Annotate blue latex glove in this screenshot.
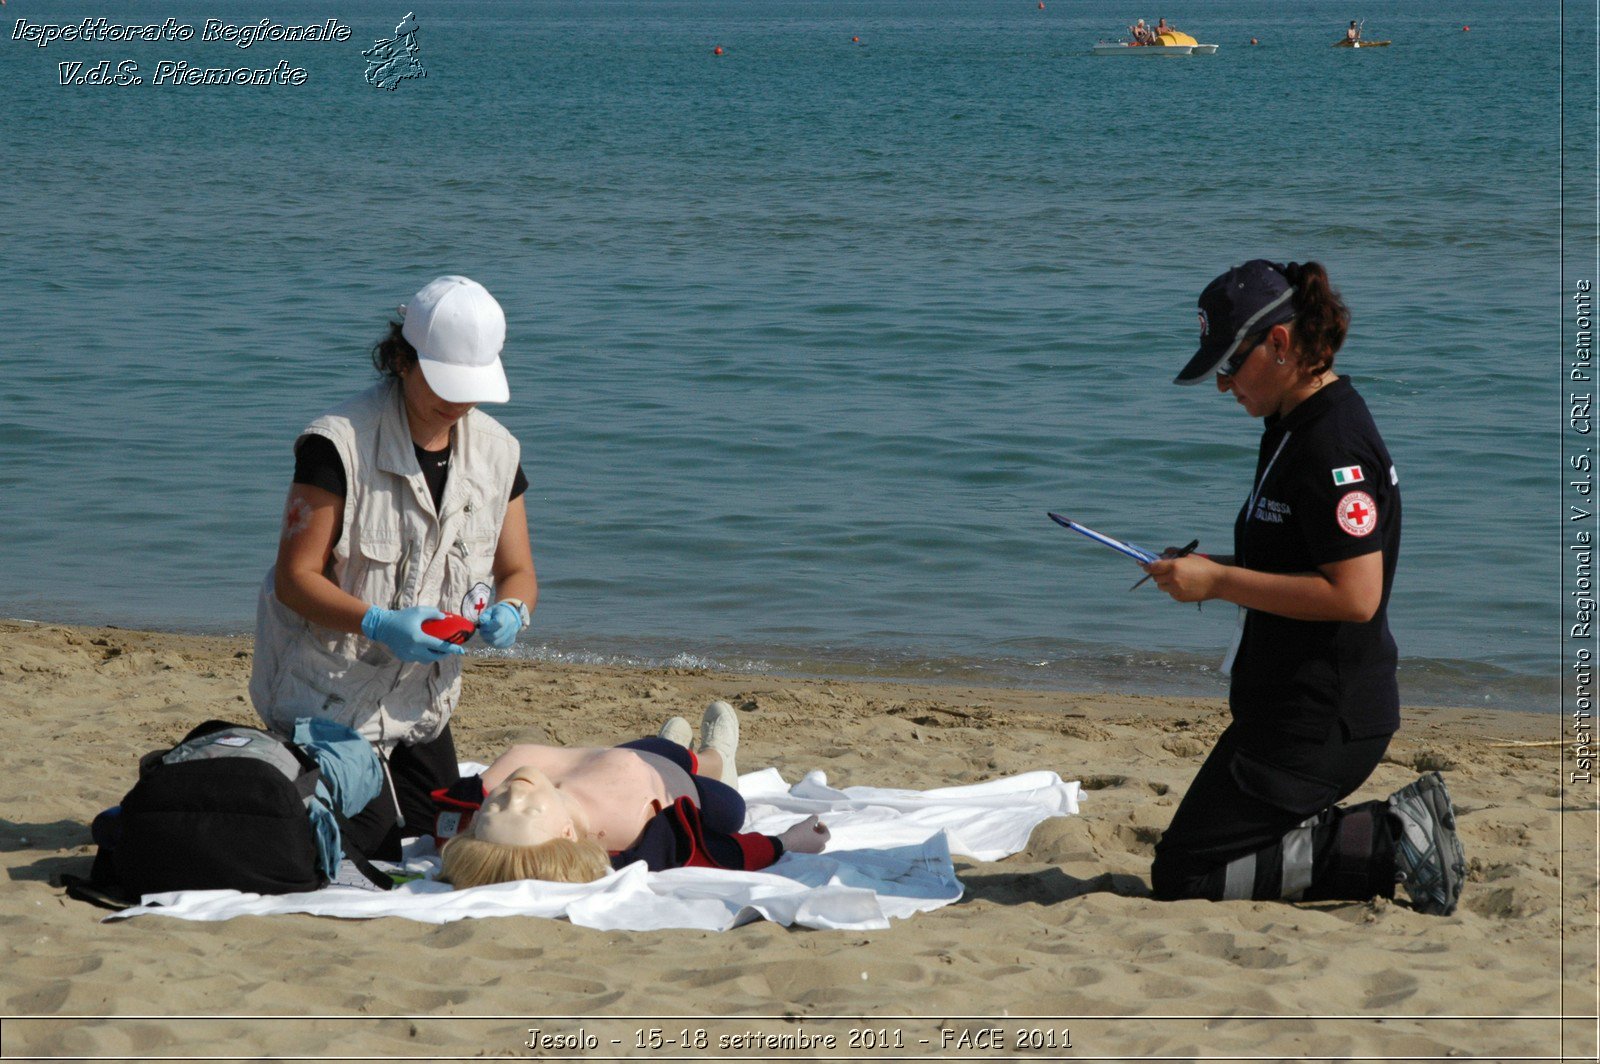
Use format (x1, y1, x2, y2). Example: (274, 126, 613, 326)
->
(474, 601, 525, 649)
(360, 605, 465, 663)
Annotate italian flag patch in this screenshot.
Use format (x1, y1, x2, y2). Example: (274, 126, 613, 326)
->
(1332, 465, 1365, 486)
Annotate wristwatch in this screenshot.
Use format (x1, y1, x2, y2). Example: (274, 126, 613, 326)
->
(497, 597, 531, 631)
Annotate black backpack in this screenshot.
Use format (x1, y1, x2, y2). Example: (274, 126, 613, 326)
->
(66, 720, 392, 908)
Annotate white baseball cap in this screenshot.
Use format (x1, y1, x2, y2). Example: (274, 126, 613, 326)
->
(399, 276, 509, 404)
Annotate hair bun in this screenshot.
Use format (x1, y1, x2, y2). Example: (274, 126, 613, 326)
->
(1280, 260, 1348, 370)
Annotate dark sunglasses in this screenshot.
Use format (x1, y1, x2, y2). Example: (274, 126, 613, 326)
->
(1216, 333, 1265, 378)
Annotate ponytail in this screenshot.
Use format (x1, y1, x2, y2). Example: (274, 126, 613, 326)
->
(1282, 261, 1349, 374)
(371, 320, 418, 380)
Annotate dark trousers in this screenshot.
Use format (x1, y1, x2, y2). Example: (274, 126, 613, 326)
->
(1151, 719, 1397, 902)
(615, 736, 748, 864)
(344, 723, 459, 862)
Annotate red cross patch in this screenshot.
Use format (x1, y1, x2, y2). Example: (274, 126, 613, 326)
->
(1336, 491, 1377, 537)
(461, 581, 494, 622)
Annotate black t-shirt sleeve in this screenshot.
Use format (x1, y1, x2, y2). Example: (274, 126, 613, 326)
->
(1292, 437, 1393, 565)
(292, 434, 348, 499)
(294, 432, 525, 505)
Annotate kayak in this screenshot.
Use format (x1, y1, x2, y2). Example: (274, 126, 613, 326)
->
(1333, 38, 1391, 47)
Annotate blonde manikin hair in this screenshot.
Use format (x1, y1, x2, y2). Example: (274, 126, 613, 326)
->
(440, 830, 612, 889)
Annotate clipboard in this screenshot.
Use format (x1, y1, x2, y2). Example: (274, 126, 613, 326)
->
(1046, 513, 1159, 565)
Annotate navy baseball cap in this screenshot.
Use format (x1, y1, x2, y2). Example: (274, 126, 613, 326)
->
(1174, 260, 1298, 385)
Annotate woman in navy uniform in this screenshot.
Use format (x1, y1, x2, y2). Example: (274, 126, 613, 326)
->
(1143, 260, 1464, 914)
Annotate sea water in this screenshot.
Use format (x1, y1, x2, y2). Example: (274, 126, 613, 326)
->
(1, 0, 1576, 711)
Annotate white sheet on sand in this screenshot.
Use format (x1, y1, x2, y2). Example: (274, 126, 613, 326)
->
(106, 767, 1082, 932)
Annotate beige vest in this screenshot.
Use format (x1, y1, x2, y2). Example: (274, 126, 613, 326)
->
(250, 380, 521, 748)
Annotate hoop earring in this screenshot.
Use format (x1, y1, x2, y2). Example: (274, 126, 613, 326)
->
(1275, 356, 1286, 365)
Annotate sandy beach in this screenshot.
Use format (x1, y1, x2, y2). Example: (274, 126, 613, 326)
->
(0, 618, 1590, 1061)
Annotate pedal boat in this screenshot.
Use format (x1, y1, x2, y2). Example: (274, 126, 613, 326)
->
(1094, 31, 1217, 55)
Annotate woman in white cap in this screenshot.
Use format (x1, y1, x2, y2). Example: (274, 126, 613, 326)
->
(250, 276, 537, 858)
(1142, 260, 1463, 915)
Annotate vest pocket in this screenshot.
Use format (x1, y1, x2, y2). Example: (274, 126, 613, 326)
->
(420, 662, 462, 742)
(275, 643, 395, 744)
(352, 536, 404, 609)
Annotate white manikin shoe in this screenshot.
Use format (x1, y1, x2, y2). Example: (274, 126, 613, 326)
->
(657, 716, 693, 748)
(697, 700, 740, 788)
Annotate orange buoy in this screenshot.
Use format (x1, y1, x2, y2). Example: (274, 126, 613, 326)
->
(713, 45, 723, 55)
(852, 36, 860, 42)
(1038, 2, 1045, 8)
(1250, 37, 1258, 45)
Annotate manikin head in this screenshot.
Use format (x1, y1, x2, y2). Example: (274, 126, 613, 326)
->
(439, 767, 611, 889)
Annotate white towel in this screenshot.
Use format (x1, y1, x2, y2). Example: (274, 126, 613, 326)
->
(106, 768, 1082, 932)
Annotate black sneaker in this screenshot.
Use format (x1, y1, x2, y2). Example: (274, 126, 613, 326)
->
(1387, 771, 1465, 915)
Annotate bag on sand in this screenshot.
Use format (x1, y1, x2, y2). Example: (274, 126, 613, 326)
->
(66, 719, 392, 907)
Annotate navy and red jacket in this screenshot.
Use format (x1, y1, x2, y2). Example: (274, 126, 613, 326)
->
(430, 744, 783, 872)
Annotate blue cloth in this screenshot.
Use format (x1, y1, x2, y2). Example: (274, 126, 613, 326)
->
(293, 717, 383, 815)
(293, 718, 385, 879)
(304, 794, 341, 880)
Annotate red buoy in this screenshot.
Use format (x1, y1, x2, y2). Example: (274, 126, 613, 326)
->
(1462, 24, 1470, 31)
(1038, 2, 1045, 8)
(713, 45, 724, 55)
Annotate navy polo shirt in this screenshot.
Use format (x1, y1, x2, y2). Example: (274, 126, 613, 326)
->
(1229, 376, 1401, 739)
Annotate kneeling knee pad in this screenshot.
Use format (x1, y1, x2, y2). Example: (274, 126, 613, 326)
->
(1325, 801, 1396, 900)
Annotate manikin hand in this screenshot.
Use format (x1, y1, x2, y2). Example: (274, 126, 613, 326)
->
(777, 814, 831, 854)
